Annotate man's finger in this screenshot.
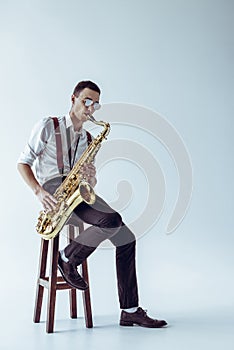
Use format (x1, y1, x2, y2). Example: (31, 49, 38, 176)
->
(44, 193, 57, 204)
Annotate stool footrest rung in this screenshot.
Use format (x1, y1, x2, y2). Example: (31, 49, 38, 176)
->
(38, 277, 74, 290)
(39, 275, 65, 282)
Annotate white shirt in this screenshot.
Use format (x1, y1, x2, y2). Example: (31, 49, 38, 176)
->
(18, 114, 92, 185)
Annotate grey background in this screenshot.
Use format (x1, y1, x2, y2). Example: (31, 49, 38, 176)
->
(0, 0, 233, 348)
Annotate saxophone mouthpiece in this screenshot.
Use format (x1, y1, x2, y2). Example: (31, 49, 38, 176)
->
(87, 115, 95, 122)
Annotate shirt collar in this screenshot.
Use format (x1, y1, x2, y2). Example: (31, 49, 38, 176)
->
(65, 114, 84, 135)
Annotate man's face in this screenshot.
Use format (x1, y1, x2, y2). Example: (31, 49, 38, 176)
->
(71, 88, 100, 122)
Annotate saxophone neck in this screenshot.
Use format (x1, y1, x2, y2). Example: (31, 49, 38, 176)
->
(88, 115, 110, 138)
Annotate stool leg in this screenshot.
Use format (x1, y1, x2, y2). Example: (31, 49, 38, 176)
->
(33, 238, 49, 323)
(82, 260, 93, 328)
(46, 235, 59, 333)
(69, 289, 77, 318)
(76, 222, 93, 328)
(67, 225, 77, 319)
(67, 223, 93, 328)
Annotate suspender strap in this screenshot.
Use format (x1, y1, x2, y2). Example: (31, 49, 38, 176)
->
(86, 131, 92, 145)
(51, 117, 64, 175)
(66, 128, 72, 169)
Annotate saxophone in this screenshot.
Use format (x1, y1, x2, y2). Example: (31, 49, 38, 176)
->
(36, 115, 110, 240)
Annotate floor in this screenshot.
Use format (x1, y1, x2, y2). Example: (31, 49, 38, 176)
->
(1, 290, 233, 350)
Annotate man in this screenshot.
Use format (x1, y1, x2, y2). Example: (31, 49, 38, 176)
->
(17, 80, 167, 328)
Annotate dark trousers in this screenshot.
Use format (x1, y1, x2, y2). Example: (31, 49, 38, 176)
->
(64, 195, 139, 309)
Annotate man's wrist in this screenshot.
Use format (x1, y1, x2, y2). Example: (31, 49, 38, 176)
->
(33, 184, 41, 196)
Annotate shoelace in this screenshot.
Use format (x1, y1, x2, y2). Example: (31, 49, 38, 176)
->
(138, 308, 148, 317)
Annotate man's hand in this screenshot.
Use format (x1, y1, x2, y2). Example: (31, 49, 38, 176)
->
(34, 186, 58, 211)
(17, 163, 58, 211)
(80, 163, 97, 187)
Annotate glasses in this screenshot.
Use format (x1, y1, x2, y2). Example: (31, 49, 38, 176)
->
(83, 98, 101, 111)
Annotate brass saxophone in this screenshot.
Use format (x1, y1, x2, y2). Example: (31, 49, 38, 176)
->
(36, 115, 110, 240)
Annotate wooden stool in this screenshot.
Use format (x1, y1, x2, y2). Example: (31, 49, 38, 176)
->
(33, 222, 93, 333)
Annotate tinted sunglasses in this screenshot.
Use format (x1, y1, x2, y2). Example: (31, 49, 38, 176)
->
(83, 98, 101, 111)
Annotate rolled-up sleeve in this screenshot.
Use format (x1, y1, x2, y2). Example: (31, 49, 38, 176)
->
(17, 117, 51, 166)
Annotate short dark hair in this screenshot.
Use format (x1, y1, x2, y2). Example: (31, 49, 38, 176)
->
(73, 80, 101, 96)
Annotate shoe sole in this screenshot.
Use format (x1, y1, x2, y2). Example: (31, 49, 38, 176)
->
(120, 321, 168, 328)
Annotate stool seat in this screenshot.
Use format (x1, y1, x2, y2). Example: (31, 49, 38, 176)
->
(33, 223, 93, 333)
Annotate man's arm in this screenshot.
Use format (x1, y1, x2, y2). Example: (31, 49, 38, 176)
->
(18, 160, 96, 209)
(17, 163, 57, 211)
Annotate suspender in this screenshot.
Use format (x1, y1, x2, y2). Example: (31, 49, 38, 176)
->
(52, 117, 64, 175)
(51, 117, 92, 175)
(86, 130, 92, 145)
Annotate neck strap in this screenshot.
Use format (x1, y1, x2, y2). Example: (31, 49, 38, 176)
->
(52, 117, 93, 174)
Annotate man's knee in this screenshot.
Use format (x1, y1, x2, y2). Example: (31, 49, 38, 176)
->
(99, 212, 122, 229)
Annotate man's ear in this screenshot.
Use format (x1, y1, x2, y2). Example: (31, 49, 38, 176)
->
(71, 94, 75, 104)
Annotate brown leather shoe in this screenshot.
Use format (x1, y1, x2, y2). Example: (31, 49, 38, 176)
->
(120, 307, 167, 328)
(58, 253, 88, 291)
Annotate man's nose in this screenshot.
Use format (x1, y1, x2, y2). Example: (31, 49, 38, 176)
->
(88, 105, 95, 113)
